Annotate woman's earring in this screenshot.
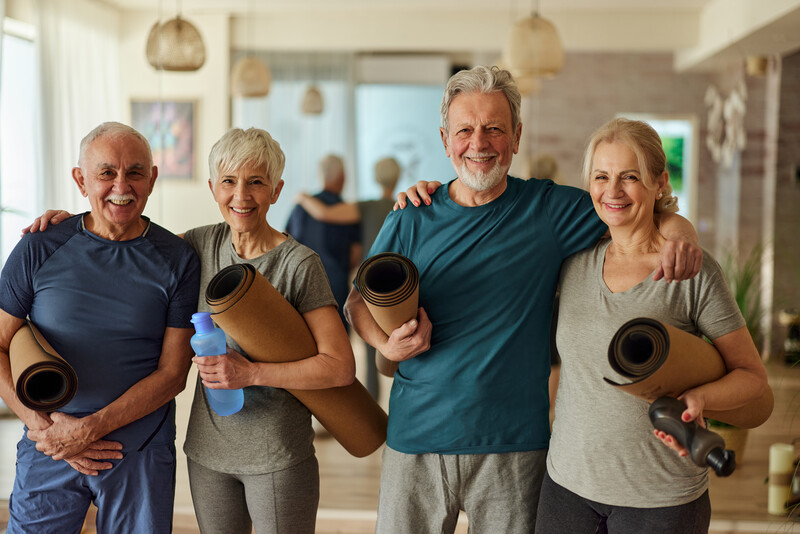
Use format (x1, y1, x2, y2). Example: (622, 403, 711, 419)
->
(657, 191, 663, 199)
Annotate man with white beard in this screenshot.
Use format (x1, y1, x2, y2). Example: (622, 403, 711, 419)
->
(344, 65, 702, 533)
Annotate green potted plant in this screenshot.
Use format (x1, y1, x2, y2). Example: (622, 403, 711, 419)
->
(708, 244, 765, 463)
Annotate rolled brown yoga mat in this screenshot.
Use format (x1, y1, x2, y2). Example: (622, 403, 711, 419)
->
(9, 321, 78, 411)
(605, 317, 773, 428)
(205, 263, 388, 458)
(354, 252, 419, 335)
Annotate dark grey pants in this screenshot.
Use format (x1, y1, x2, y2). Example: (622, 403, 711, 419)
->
(187, 455, 319, 534)
(535, 471, 711, 534)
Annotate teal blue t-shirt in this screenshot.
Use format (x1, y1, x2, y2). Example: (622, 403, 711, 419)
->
(367, 176, 606, 454)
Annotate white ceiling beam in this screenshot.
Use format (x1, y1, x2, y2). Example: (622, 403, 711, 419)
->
(674, 0, 800, 72)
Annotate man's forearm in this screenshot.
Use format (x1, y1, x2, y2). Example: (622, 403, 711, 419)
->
(656, 212, 698, 244)
(83, 328, 193, 441)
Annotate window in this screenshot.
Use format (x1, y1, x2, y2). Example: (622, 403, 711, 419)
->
(1, 20, 38, 264)
(355, 84, 453, 200)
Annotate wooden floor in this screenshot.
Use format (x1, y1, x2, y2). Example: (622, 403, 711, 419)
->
(3, 357, 800, 533)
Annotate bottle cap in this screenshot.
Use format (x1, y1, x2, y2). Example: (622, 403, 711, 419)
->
(191, 312, 215, 334)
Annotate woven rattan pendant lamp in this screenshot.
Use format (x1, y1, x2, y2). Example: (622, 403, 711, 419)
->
(146, 0, 206, 72)
(502, 1, 563, 79)
(230, 0, 271, 97)
(301, 85, 324, 115)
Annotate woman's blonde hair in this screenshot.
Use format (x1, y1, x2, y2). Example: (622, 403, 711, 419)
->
(208, 128, 285, 188)
(581, 118, 679, 214)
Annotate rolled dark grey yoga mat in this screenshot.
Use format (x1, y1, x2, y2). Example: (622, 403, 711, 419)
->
(10, 321, 78, 411)
(606, 317, 773, 428)
(205, 263, 388, 458)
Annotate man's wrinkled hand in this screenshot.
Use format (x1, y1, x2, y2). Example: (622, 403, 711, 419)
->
(65, 440, 123, 476)
(27, 412, 95, 460)
(380, 307, 432, 362)
(653, 238, 702, 282)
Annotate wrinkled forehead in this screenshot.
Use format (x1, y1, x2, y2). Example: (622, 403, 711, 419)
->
(85, 133, 153, 168)
(448, 91, 513, 128)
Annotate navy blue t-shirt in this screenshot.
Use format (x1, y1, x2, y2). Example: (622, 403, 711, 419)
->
(0, 214, 200, 451)
(286, 190, 360, 324)
(367, 177, 607, 454)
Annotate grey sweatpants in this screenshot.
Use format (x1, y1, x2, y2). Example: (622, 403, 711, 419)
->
(375, 446, 547, 534)
(187, 455, 319, 534)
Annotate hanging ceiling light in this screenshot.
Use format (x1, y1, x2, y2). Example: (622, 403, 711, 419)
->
(231, 57, 272, 97)
(230, 0, 271, 97)
(146, 1, 206, 72)
(502, 7, 564, 79)
(496, 57, 542, 96)
(301, 84, 324, 115)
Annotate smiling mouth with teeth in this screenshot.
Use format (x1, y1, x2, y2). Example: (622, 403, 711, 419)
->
(108, 198, 133, 206)
(231, 207, 255, 214)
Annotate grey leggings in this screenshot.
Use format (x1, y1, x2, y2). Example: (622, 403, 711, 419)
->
(187, 455, 319, 534)
(535, 471, 711, 534)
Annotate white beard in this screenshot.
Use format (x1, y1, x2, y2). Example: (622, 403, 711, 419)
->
(457, 159, 507, 192)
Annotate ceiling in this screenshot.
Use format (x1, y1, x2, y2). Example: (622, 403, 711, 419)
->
(100, 0, 800, 72)
(104, 0, 716, 12)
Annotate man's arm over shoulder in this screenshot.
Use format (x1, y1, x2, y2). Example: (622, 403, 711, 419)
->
(539, 181, 607, 257)
(653, 212, 702, 281)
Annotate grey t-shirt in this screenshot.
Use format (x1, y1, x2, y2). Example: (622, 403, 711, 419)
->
(547, 239, 745, 507)
(183, 223, 336, 475)
(357, 198, 394, 257)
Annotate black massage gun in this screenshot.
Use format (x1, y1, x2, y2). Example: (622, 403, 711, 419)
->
(648, 396, 736, 477)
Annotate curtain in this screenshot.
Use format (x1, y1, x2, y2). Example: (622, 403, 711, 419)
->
(36, 0, 121, 213)
(232, 52, 355, 232)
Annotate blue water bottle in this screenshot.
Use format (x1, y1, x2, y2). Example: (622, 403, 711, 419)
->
(190, 312, 244, 416)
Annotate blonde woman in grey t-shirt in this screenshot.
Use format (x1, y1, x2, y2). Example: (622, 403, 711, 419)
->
(182, 128, 355, 534)
(536, 119, 769, 534)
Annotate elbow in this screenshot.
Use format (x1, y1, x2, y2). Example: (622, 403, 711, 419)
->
(343, 299, 354, 326)
(337, 359, 357, 387)
(165, 369, 190, 399)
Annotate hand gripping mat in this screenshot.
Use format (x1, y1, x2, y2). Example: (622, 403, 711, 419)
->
(605, 317, 773, 428)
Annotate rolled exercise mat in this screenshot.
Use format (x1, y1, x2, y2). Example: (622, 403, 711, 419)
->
(205, 263, 387, 458)
(605, 317, 773, 428)
(9, 321, 78, 411)
(768, 442, 795, 514)
(354, 252, 419, 335)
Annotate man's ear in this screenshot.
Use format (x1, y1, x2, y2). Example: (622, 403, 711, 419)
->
(148, 166, 158, 193)
(513, 122, 523, 154)
(71, 167, 86, 197)
(440, 128, 450, 157)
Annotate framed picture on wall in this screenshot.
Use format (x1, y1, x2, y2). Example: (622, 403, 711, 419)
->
(131, 100, 195, 180)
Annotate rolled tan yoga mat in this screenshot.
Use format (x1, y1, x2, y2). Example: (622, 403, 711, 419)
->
(354, 253, 419, 336)
(205, 264, 387, 458)
(354, 253, 420, 377)
(9, 321, 78, 411)
(605, 317, 773, 428)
